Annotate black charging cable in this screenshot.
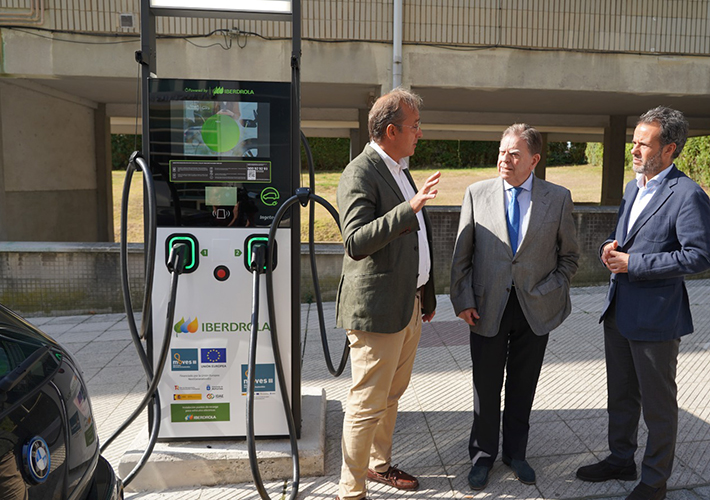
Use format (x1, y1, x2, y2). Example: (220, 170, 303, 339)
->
(299, 131, 349, 376)
(104, 152, 188, 488)
(246, 242, 300, 500)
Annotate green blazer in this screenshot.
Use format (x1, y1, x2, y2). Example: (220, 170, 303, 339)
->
(336, 145, 436, 333)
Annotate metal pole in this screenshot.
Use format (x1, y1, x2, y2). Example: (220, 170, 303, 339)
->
(290, 0, 303, 437)
(393, 0, 403, 89)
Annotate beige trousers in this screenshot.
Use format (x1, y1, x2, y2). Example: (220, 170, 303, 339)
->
(338, 292, 422, 499)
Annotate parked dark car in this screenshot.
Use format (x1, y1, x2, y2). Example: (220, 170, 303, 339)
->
(0, 304, 122, 499)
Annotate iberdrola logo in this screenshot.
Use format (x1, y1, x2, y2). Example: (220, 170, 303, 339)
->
(174, 317, 199, 334)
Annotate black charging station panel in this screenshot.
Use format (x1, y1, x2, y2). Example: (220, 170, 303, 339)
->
(148, 79, 292, 231)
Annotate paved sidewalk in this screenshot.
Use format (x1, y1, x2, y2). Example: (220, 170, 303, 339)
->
(30, 280, 710, 499)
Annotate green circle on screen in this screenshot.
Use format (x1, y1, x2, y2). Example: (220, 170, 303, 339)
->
(201, 114, 241, 153)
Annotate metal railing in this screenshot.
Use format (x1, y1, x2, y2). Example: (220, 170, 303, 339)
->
(1, 0, 708, 55)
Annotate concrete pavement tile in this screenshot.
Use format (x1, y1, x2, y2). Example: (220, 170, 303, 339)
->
(529, 409, 562, 424)
(391, 431, 443, 469)
(85, 366, 146, 388)
(431, 430, 470, 466)
(677, 408, 710, 443)
(71, 348, 124, 369)
(526, 419, 588, 457)
(690, 485, 710, 498)
(565, 416, 610, 453)
(674, 440, 710, 483)
(57, 330, 105, 343)
(424, 410, 472, 433)
(666, 452, 706, 490)
(28, 316, 54, 326)
(324, 437, 341, 477)
(84, 313, 126, 323)
(96, 328, 134, 341)
(666, 488, 706, 499)
(45, 315, 91, 324)
(393, 410, 429, 436)
(39, 322, 76, 336)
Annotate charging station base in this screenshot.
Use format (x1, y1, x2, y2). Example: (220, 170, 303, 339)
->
(118, 387, 326, 492)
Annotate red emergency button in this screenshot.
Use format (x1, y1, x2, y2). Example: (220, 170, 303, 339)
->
(214, 265, 230, 282)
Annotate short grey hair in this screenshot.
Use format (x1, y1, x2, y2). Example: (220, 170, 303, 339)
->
(638, 106, 689, 159)
(368, 88, 423, 142)
(501, 123, 542, 156)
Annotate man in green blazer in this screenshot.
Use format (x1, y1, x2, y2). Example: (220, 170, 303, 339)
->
(335, 88, 439, 500)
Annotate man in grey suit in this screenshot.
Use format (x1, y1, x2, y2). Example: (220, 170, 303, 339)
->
(335, 88, 440, 500)
(450, 123, 579, 491)
(576, 107, 710, 500)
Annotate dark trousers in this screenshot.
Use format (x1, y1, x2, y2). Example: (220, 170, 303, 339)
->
(604, 300, 680, 488)
(468, 289, 549, 467)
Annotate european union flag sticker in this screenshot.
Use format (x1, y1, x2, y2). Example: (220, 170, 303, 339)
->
(201, 348, 227, 363)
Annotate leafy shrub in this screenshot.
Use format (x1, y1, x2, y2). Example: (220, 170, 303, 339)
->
(301, 137, 350, 172)
(548, 142, 587, 165)
(676, 136, 710, 188)
(112, 134, 142, 170)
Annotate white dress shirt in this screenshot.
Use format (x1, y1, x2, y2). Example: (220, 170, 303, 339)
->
(627, 165, 673, 237)
(503, 173, 534, 253)
(370, 141, 431, 289)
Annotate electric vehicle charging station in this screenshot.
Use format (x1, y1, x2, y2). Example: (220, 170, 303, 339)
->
(147, 79, 299, 439)
(108, 1, 346, 495)
(137, 0, 303, 441)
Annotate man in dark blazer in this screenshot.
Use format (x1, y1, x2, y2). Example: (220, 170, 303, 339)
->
(335, 88, 440, 500)
(450, 124, 579, 491)
(577, 107, 710, 500)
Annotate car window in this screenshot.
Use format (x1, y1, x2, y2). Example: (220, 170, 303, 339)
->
(0, 337, 60, 408)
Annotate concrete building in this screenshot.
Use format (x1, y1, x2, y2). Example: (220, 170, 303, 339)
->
(1, 0, 710, 241)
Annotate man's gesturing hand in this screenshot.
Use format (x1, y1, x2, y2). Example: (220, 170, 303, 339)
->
(410, 171, 440, 213)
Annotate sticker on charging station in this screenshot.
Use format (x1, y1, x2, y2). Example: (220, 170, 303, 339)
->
(171, 349, 199, 371)
(201, 348, 227, 365)
(171, 403, 230, 423)
(169, 160, 271, 183)
(241, 364, 276, 395)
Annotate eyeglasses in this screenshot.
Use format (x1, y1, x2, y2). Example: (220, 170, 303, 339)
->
(396, 122, 422, 132)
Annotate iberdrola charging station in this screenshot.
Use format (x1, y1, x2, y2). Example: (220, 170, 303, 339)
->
(102, 1, 348, 498)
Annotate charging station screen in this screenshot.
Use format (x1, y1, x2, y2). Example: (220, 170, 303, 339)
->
(179, 101, 270, 158)
(149, 79, 291, 228)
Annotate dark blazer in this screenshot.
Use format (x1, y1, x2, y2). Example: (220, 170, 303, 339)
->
(450, 176, 579, 336)
(600, 165, 710, 341)
(335, 145, 436, 333)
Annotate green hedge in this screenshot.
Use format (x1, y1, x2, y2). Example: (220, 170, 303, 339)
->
(676, 136, 710, 188)
(111, 134, 142, 170)
(112, 134, 709, 188)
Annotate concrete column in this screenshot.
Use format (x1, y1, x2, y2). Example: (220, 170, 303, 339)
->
(0, 84, 7, 240)
(601, 115, 627, 206)
(350, 108, 369, 160)
(535, 132, 548, 180)
(95, 103, 113, 242)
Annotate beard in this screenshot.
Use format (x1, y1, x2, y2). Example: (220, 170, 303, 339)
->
(632, 148, 664, 177)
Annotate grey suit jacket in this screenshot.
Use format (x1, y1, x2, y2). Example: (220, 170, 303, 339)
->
(450, 176, 579, 337)
(600, 165, 710, 341)
(335, 145, 436, 334)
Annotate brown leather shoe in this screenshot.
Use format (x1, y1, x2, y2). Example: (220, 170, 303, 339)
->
(367, 465, 419, 490)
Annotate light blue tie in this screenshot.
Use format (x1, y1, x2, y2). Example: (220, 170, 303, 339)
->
(507, 187, 522, 255)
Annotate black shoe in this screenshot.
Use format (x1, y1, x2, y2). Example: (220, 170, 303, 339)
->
(626, 482, 667, 500)
(502, 455, 536, 485)
(467, 465, 490, 490)
(577, 459, 637, 482)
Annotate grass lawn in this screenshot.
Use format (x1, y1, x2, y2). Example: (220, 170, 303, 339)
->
(113, 165, 636, 243)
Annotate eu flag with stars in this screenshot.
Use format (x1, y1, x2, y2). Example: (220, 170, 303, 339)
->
(201, 348, 226, 363)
